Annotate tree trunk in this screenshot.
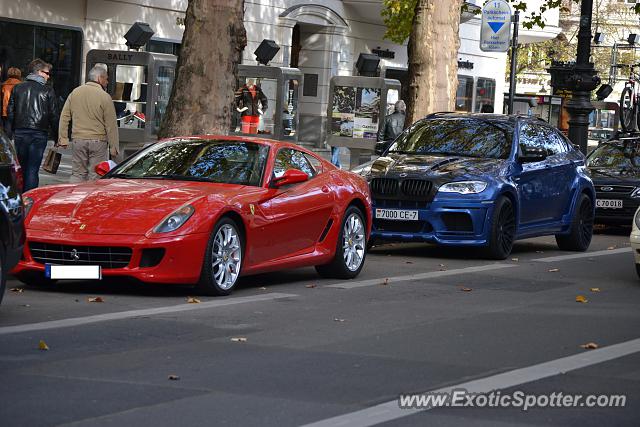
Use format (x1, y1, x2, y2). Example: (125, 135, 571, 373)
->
(406, 0, 463, 126)
(158, 0, 247, 138)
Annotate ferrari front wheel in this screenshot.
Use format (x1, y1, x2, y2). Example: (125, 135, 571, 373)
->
(197, 217, 243, 296)
(316, 206, 366, 279)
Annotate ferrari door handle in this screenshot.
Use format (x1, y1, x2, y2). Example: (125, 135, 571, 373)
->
(321, 185, 330, 193)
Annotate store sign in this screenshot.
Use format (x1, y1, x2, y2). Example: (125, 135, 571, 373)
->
(458, 60, 474, 70)
(106, 52, 134, 62)
(480, 0, 512, 52)
(331, 86, 380, 140)
(372, 48, 395, 59)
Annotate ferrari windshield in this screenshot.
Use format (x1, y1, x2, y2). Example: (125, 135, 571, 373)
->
(388, 118, 514, 159)
(108, 139, 269, 186)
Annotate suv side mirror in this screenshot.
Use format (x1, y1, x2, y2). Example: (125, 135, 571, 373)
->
(271, 169, 308, 188)
(519, 146, 547, 163)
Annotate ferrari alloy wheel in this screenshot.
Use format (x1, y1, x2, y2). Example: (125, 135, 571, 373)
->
(556, 194, 593, 252)
(197, 217, 243, 296)
(485, 196, 516, 260)
(316, 206, 367, 279)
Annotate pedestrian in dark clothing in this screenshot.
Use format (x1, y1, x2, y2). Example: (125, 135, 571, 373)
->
(376, 100, 406, 150)
(7, 59, 59, 191)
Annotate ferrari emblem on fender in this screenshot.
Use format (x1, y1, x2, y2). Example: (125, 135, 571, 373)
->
(250, 204, 255, 215)
(79, 224, 86, 230)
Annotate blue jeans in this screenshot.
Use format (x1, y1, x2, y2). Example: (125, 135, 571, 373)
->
(14, 128, 48, 192)
(331, 146, 341, 168)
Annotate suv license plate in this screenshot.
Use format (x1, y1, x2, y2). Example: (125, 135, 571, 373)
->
(375, 209, 419, 221)
(596, 199, 622, 209)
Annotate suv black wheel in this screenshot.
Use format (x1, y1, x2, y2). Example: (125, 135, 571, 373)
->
(484, 196, 516, 260)
(556, 193, 593, 251)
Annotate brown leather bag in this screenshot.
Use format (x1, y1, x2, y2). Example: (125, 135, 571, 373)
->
(42, 148, 61, 174)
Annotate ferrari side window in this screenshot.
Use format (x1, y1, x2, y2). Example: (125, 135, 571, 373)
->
(274, 149, 316, 179)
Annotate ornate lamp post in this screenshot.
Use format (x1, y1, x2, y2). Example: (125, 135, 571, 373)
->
(548, 0, 600, 154)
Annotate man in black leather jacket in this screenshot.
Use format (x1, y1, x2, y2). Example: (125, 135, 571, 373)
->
(7, 58, 59, 191)
(376, 100, 406, 151)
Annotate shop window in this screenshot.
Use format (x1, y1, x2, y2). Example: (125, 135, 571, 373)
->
(0, 20, 82, 102)
(232, 77, 277, 136)
(456, 75, 474, 112)
(111, 65, 147, 130)
(475, 78, 496, 113)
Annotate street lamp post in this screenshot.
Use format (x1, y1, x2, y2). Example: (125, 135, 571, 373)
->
(549, 0, 600, 154)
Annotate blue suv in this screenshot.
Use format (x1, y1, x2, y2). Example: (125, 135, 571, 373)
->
(353, 113, 595, 259)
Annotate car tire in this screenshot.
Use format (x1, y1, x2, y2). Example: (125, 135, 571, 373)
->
(484, 196, 516, 260)
(555, 194, 593, 252)
(0, 245, 6, 305)
(316, 206, 367, 279)
(196, 217, 244, 296)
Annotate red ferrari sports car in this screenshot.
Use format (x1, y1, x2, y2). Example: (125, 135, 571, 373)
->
(12, 136, 372, 295)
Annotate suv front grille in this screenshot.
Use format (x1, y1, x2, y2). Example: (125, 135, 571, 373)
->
(29, 242, 132, 269)
(370, 177, 433, 201)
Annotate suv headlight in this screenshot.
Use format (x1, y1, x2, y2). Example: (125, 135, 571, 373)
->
(154, 205, 195, 233)
(438, 181, 488, 195)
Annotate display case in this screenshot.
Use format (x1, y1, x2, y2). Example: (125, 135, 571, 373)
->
(230, 65, 302, 142)
(326, 76, 401, 168)
(85, 50, 177, 157)
(588, 101, 619, 144)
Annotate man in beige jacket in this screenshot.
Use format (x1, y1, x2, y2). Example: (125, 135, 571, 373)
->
(58, 64, 119, 182)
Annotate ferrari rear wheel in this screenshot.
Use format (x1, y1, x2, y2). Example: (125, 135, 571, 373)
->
(197, 217, 243, 296)
(315, 206, 366, 279)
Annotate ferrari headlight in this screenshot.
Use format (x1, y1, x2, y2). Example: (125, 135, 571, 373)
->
(154, 205, 195, 233)
(23, 196, 34, 216)
(438, 181, 488, 195)
(635, 208, 640, 230)
(631, 187, 640, 198)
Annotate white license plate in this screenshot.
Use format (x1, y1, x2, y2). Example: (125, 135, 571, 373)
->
(45, 264, 102, 280)
(596, 199, 623, 209)
(375, 208, 419, 221)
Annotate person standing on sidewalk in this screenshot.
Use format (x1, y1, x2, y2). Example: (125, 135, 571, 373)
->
(1, 67, 22, 136)
(7, 59, 59, 191)
(58, 64, 119, 182)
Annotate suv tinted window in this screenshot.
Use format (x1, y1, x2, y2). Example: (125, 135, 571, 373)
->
(519, 123, 565, 156)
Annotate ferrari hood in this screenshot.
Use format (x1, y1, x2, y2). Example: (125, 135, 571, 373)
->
(28, 179, 253, 235)
(366, 153, 505, 180)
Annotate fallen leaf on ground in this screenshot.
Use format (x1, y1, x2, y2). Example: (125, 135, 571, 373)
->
(381, 278, 389, 286)
(87, 297, 104, 303)
(511, 258, 519, 262)
(333, 318, 346, 322)
(305, 284, 317, 288)
(22, 304, 30, 307)
(580, 342, 598, 349)
(9, 288, 24, 293)
(548, 268, 559, 273)
(575, 295, 588, 303)
(259, 287, 267, 290)
(405, 261, 413, 264)
(168, 374, 180, 380)
(460, 287, 473, 292)
(439, 264, 445, 267)
(607, 246, 616, 250)
(590, 288, 601, 293)
(38, 340, 49, 351)
(230, 337, 247, 342)
(187, 297, 201, 304)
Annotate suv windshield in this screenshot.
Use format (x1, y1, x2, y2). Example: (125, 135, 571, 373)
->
(388, 117, 514, 159)
(107, 139, 269, 186)
(587, 142, 640, 169)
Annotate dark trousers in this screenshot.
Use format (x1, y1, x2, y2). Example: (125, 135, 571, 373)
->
(14, 128, 48, 192)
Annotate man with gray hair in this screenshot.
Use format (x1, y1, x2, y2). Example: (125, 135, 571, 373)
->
(377, 99, 406, 148)
(58, 63, 119, 182)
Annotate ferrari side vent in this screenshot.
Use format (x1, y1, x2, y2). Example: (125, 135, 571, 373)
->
(318, 219, 334, 242)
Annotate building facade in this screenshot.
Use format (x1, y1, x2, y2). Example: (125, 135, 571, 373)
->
(0, 0, 560, 146)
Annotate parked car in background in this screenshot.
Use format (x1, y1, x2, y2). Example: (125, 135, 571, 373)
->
(586, 137, 640, 224)
(630, 207, 640, 278)
(0, 129, 25, 304)
(13, 136, 371, 295)
(352, 113, 595, 259)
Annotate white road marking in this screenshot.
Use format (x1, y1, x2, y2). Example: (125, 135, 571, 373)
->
(533, 247, 631, 263)
(302, 336, 640, 427)
(325, 264, 518, 289)
(0, 293, 297, 335)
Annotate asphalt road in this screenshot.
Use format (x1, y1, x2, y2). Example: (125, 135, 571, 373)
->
(1, 228, 639, 426)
